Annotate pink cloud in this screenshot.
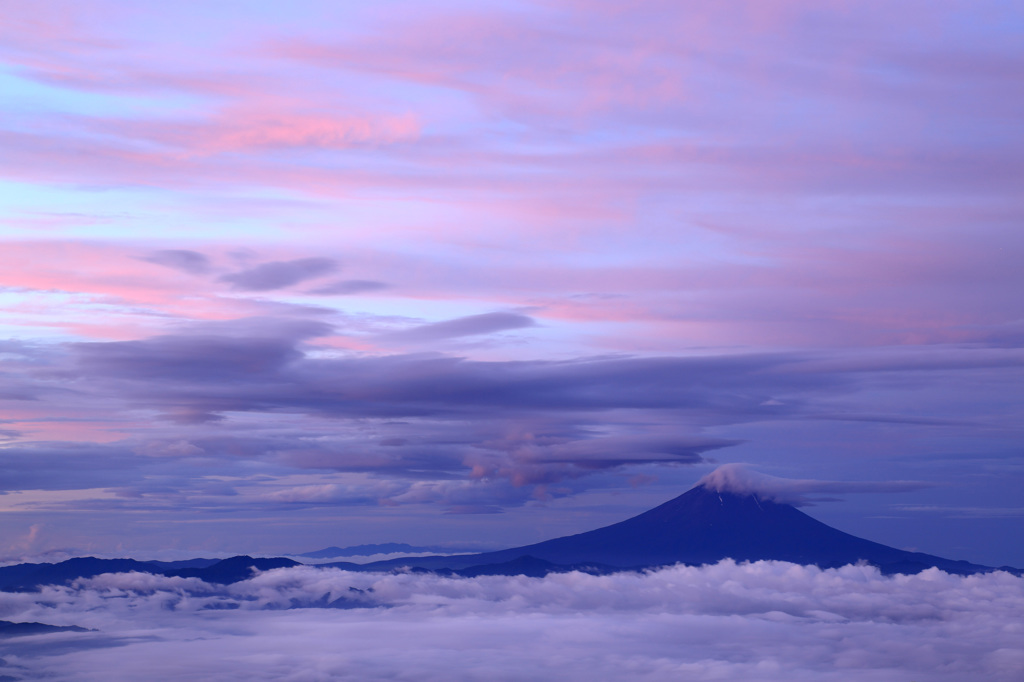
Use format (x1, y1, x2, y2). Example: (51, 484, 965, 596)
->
(195, 111, 419, 154)
(0, 3, 1020, 352)
(0, 242, 340, 340)
(81, 108, 421, 157)
(1, 0, 1018, 245)
(3, 222, 1012, 352)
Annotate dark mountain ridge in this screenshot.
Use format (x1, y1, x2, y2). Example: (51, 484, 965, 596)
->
(0, 620, 90, 638)
(0, 556, 300, 592)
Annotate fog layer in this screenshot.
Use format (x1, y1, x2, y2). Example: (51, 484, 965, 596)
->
(1, 561, 1021, 681)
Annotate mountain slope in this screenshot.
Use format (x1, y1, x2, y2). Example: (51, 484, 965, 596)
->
(357, 484, 994, 574)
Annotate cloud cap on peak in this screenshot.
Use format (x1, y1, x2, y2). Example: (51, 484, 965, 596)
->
(697, 464, 931, 506)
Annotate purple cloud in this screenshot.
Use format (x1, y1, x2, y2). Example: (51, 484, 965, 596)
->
(66, 329, 815, 420)
(306, 279, 388, 295)
(0, 315, 1010, 534)
(0, 442, 145, 493)
(141, 249, 211, 275)
(220, 258, 338, 291)
(384, 312, 537, 342)
(74, 320, 328, 378)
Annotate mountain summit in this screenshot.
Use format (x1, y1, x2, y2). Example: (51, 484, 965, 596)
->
(361, 470, 996, 575)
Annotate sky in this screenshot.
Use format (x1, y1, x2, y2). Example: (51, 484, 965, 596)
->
(0, 0, 1022, 566)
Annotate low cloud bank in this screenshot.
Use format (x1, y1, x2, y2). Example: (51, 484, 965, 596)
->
(1, 561, 1021, 681)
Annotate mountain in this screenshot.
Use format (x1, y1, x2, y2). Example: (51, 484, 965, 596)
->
(0, 620, 90, 638)
(163, 556, 300, 584)
(2, 479, 1017, 589)
(0, 557, 163, 592)
(450, 556, 618, 578)
(352, 483, 1002, 575)
(0, 556, 299, 592)
(298, 543, 468, 559)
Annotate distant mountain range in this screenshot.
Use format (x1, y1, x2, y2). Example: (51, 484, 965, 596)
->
(0, 556, 296, 592)
(0, 620, 90, 638)
(298, 543, 476, 559)
(2, 480, 1019, 596)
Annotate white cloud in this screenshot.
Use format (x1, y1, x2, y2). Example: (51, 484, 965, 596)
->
(697, 463, 931, 505)
(0, 562, 1021, 681)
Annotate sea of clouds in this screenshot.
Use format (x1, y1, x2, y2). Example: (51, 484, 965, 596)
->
(1, 561, 1022, 681)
